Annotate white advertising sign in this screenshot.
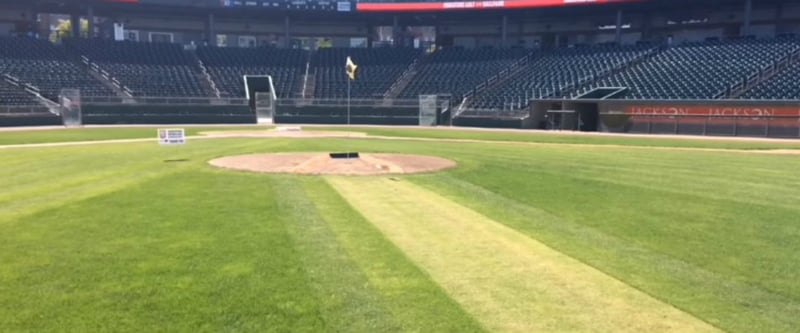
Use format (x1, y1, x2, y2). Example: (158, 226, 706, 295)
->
(158, 128, 186, 145)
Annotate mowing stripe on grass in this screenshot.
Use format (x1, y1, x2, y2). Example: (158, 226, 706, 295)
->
(0, 171, 327, 333)
(0, 139, 261, 225)
(270, 176, 402, 333)
(328, 176, 721, 333)
(411, 174, 800, 333)
(300, 177, 487, 333)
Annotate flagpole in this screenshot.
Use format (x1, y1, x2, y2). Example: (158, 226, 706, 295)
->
(347, 76, 351, 126)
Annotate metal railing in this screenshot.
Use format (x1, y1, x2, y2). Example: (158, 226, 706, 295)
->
(384, 57, 422, 99)
(197, 59, 221, 98)
(464, 54, 532, 101)
(82, 56, 135, 97)
(720, 47, 800, 99)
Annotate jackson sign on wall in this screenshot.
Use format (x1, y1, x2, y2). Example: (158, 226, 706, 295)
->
(625, 105, 800, 117)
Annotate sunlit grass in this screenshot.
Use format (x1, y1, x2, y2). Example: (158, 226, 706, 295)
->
(0, 128, 798, 332)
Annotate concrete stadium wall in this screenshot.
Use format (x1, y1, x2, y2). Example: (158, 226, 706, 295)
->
(599, 100, 800, 138)
(82, 104, 255, 125)
(275, 104, 420, 126)
(453, 116, 526, 129)
(0, 113, 62, 127)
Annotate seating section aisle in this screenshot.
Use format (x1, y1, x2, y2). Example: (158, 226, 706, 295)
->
(470, 45, 652, 109)
(399, 48, 530, 100)
(197, 47, 306, 98)
(312, 47, 421, 99)
(66, 39, 209, 97)
(0, 37, 113, 101)
(591, 38, 800, 99)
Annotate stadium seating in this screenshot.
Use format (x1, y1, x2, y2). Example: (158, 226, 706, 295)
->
(0, 80, 39, 106)
(0, 37, 113, 101)
(4, 35, 800, 109)
(197, 46, 307, 98)
(591, 38, 800, 99)
(399, 48, 530, 100)
(312, 47, 422, 99)
(740, 61, 800, 99)
(66, 39, 209, 97)
(469, 44, 652, 109)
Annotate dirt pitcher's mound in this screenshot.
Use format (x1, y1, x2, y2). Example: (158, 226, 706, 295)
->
(209, 153, 456, 176)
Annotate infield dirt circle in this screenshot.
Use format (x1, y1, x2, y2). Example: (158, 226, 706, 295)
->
(209, 153, 457, 176)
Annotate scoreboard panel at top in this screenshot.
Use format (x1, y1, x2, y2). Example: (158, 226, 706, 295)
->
(98, 0, 640, 12)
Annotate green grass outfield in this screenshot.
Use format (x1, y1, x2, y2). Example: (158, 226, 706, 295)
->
(1, 127, 799, 332)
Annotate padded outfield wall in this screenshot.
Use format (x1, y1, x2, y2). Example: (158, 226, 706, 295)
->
(79, 97, 255, 125)
(274, 98, 450, 126)
(531, 99, 800, 138)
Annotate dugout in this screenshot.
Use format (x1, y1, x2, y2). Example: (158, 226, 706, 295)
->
(530, 100, 599, 132)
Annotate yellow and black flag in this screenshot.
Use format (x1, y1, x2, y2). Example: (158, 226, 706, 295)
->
(345, 56, 358, 80)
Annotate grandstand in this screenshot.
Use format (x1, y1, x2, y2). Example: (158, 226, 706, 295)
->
(313, 47, 421, 99)
(2, 36, 799, 106)
(5, 37, 797, 106)
(197, 46, 307, 98)
(589, 38, 800, 100)
(400, 48, 530, 101)
(740, 54, 800, 100)
(0, 36, 113, 101)
(1, 0, 799, 137)
(66, 39, 211, 97)
(467, 44, 654, 110)
(0, 80, 39, 107)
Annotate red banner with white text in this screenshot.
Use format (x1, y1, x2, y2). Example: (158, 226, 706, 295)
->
(357, 0, 638, 12)
(625, 105, 800, 117)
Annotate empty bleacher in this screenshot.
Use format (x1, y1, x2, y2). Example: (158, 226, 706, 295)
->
(5, 34, 800, 116)
(740, 60, 800, 100)
(66, 39, 209, 97)
(197, 46, 306, 98)
(0, 80, 39, 106)
(0, 37, 113, 101)
(469, 44, 652, 109)
(312, 47, 421, 99)
(399, 48, 530, 100)
(591, 38, 800, 100)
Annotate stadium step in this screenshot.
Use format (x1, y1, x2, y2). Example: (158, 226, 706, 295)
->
(384, 56, 423, 99)
(85, 66, 131, 99)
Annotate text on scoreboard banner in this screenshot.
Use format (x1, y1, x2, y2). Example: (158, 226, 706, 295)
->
(356, 0, 639, 11)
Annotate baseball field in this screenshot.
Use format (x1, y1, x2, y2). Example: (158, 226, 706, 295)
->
(1, 126, 799, 333)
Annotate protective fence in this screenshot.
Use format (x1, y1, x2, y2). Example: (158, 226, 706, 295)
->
(254, 92, 275, 124)
(418, 95, 438, 126)
(59, 89, 82, 127)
